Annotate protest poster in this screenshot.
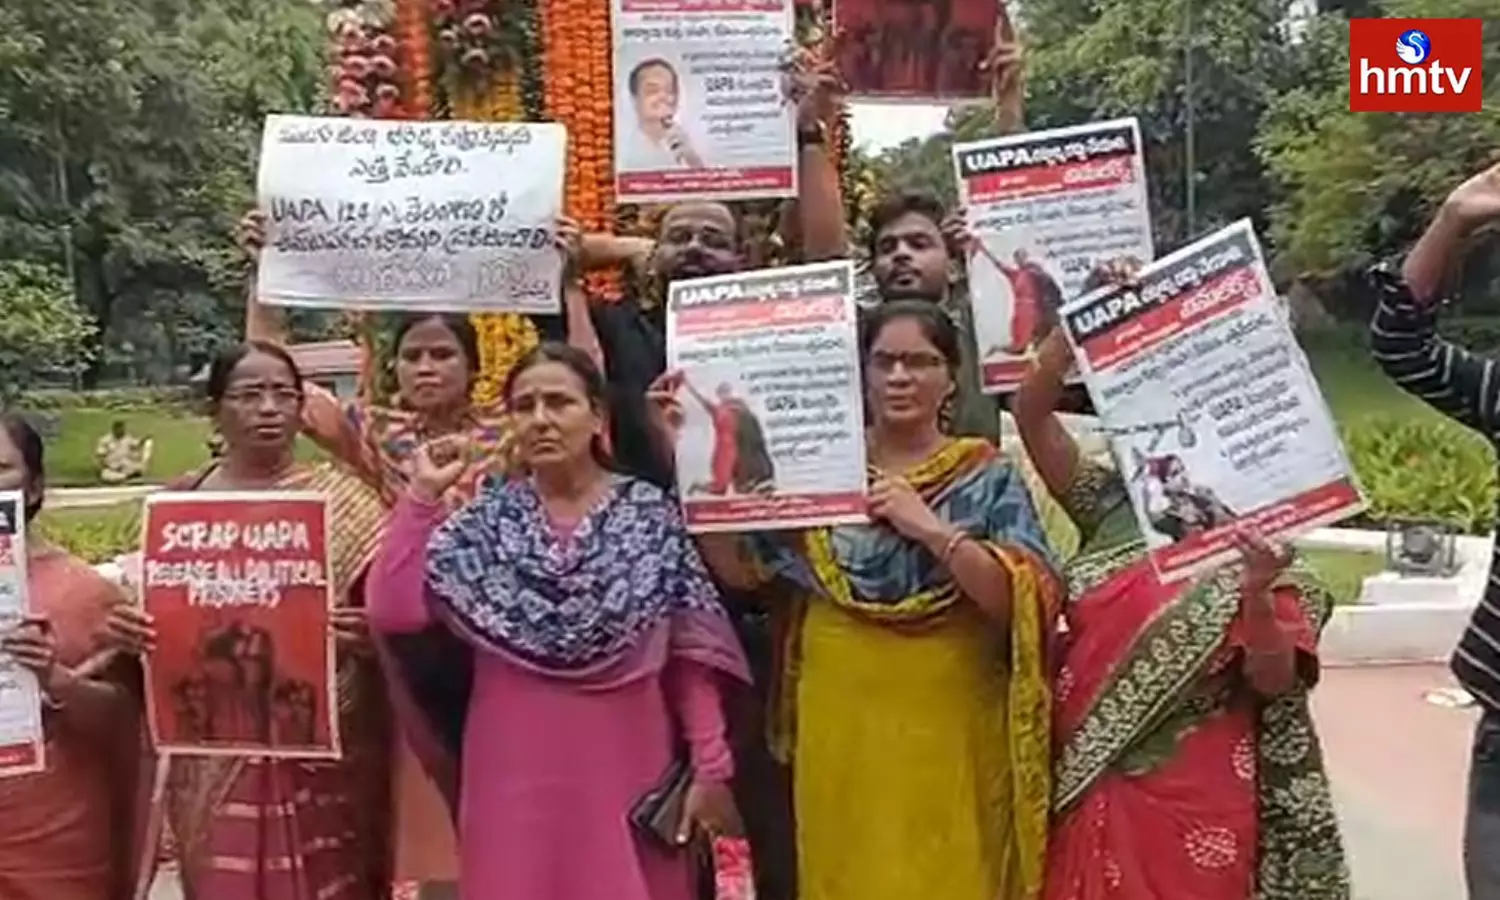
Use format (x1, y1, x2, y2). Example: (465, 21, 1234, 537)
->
(667, 260, 868, 532)
(953, 117, 1154, 392)
(1060, 220, 1364, 582)
(835, 0, 999, 100)
(611, 0, 797, 204)
(256, 115, 567, 314)
(140, 492, 340, 758)
(0, 492, 42, 779)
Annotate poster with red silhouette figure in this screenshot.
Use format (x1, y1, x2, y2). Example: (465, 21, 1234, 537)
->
(140, 491, 339, 758)
(835, 0, 999, 100)
(1059, 221, 1364, 582)
(953, 117, 1154, 392)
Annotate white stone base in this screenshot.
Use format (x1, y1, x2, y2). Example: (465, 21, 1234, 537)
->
(1359, 572, 1464, 607)
(1319, 601, 1473, 666)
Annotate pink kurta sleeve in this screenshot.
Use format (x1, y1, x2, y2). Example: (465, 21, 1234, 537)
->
(368, 493, 446, 634)
(666, 658, 734, 784)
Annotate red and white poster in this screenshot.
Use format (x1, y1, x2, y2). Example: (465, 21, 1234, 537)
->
(140, 491, 340, 758)
(1061, 220, 1364, 582)
(610, 0, 797, 203)
(953, 117, 1154, 392)
(0, 491, 43, 779)
(834, 0, 999, 100)
(667, 260, 868, 532)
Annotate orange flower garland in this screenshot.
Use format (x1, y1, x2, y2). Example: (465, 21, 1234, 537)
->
(396, 0, 434, 119)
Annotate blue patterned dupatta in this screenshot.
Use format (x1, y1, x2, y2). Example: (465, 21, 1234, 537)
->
(749, 437, 1064, 900)
(425, 474, 750, 678)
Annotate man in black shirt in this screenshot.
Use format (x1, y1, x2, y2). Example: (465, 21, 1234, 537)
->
(1368, 160, 1500, 899)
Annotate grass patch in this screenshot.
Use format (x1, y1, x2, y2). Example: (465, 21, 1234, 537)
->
(36, 500, 142, 564)
(45, 407, 324, 487)
(1301, 547, 1387, 605)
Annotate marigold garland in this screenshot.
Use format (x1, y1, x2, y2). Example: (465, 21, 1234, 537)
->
(316, 0, 853, 403)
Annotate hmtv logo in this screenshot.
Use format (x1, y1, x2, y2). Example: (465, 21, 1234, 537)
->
(1349, 18, 1483, 113)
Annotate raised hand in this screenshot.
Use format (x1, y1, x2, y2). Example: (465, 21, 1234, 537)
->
(554, 216, 583, 278)
(237, 208, 268, 258)
(781, 43, 844, 130)
(939, 208, 975, 258)
(410, 436, 473, 504)
(1444, 161, 1500, 230)
(1231, 526, 1294, 603)
(646, 370, 687, 449)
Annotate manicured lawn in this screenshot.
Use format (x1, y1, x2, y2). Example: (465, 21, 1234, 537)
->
(36, 500, 142, 564)
(1301, 547, 1387, 606)
(46, 407, 325, 487)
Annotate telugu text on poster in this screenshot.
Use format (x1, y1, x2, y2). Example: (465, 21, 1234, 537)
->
(0, 492, 41, 780)
(140, 492, 341, 758)
(1061, 221, 1363, 582)
(667, 260, 868, 532)
(954, 117, 1154, 392)
(257, 115, 567, 314)
(611, 0, 797, 203)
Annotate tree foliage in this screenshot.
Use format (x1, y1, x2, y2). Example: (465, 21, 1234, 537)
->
(0, 0, 327, 384)
(0, 261, 97, 399)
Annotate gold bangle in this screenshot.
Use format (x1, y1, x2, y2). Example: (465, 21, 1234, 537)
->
(940, 529, 968, 564)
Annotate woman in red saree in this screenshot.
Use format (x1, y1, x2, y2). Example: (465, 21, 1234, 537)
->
(1012, 297, 1349, 899)
(104, 341, 393, 900)
(0, 413, 144, 900)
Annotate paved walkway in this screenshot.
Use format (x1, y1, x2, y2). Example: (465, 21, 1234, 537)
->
(49, 484, 156, 509)
(143, 664, 1476, 900)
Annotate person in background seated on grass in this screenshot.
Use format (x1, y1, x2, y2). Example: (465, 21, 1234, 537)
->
(1367, 159, 1500, 900)
(95, 420, 152, 484)
(0, 412, 146, 900)
(1012, 260, 1348, 900)
(99, 340, 394, 900)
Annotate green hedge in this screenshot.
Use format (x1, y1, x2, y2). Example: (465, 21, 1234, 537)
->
(1343, 415, 1497, 535)
(19, 386, 197, 411)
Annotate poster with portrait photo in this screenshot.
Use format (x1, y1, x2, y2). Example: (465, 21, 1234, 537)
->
(140, 492, 340, 758)
(966, 227, 1066, 391)
(610, 0, 797, 203)
(834, 0, 1000, 100)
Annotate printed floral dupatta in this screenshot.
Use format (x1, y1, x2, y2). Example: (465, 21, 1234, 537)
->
(1050, 459, 1349, 900)
(752, 438, 1064, 900)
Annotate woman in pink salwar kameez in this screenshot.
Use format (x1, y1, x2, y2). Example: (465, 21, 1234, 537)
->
(368, 342, 751, 900)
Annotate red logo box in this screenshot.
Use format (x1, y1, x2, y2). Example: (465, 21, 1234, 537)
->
(1349, 18, 1483, 113)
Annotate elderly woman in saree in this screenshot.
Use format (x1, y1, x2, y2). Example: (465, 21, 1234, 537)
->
(366, 341, 750, 900)
(1011, 305, 1350, 899)
(0, 413, 144, 900)
(102, 341, 394, 900)
(649, 299, 1063, 900)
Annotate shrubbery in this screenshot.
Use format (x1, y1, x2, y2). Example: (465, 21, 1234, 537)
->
(20, 386, 197, 411)
(1343, 416, 1497, 535)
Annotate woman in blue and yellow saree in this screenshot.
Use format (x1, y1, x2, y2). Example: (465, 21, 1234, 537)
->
(1011, 309, 1350, 900)
(652, 299, 1063, 900)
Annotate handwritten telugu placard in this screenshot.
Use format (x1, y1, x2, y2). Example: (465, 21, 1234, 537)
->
(256, 115, 567, 314)
(140, 491, 340, 758)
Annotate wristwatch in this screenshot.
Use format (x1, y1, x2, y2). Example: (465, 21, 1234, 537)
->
(797, 121, 828, 148)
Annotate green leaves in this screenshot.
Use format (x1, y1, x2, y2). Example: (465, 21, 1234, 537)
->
(1342, 416, 1498, 535)
(0, 261, 97, 400)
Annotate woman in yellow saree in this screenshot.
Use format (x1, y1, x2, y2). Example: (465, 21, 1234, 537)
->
(650, 300, 1063, 900)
